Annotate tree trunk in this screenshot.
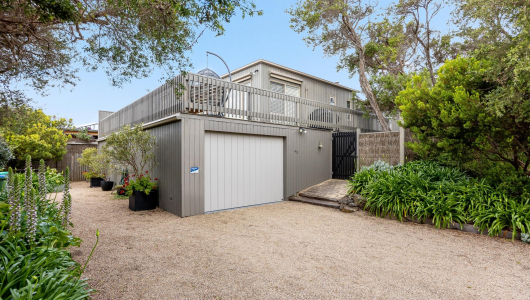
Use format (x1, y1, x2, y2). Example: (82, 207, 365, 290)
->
(357, 49, 391, 132)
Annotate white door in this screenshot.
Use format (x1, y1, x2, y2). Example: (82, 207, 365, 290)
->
(205, 132, 284, 212)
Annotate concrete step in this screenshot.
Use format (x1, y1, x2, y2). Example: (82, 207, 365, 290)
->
(298, 192, 346, 203)
(288, 195, 340, 209)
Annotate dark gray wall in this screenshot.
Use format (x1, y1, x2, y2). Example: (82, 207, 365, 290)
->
(177, 115, 332, 217)
(150, 122, 182, 216)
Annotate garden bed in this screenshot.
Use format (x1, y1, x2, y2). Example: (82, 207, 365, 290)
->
(349, 160, 530, 242)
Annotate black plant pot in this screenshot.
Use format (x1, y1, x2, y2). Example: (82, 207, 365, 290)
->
(90, 177, 104, 188)
(129, 190, 158, 211)
(101, 180, 114, 191)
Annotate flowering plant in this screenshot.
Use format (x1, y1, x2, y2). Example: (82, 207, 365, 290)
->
(124, 171, 157, 196)
(82, 171, 105, 180)
(76, 126, 94, 142)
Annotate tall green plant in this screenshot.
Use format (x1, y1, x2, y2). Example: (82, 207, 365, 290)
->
(351, 160, 530, 239)
(102, 124, 157, 176)
(60, 167, 71, 228)
(0, 138, 13, 170)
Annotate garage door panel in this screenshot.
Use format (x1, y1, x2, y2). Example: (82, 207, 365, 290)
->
(205, 132, 284, 212)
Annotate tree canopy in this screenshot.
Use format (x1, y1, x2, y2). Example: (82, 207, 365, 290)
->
(288, 0, 454, 130)
(0, 106, 72, 162)
(397, 0, 530, 179)
(0, 0, 262, 105)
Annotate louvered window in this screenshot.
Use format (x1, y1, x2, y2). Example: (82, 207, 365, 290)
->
(270, 80, 300, 116)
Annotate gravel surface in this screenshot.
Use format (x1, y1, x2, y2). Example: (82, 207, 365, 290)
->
(70, 182, 530, 299)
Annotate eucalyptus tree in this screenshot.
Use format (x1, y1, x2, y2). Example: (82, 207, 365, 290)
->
(392, 0, 456, 85)
(289, 0, 392, 131)
(0, 0, 262, 105)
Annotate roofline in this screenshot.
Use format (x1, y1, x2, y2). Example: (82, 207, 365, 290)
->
(220, 59, 358, 92)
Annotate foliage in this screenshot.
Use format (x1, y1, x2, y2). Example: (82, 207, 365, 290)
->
(396, 56, 530, 177)
(288, 0, 454, 125)
(0, 239, 93, 299)
(349, 160, 530, 239)
(12, 166, 65, 193)
(0, 0, 262, 104)
(76, 126, 94, 142)
(0, 106, 72, 162)
(0, 138, 13, 170)
(102, 124, 157, 176)
(522, 233, 530, 244)
(125, 172, 157, 196)
(78, 147, 111, 179)
(361, 160, 396, 172)
(288, 0, 392, 131)
(0, 156, 93, 298)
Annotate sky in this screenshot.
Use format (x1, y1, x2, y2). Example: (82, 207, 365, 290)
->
(26, 0, 451, 126)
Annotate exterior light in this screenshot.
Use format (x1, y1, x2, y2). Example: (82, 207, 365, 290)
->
(299, 127, 307, 134)
(318, 141, 323, 148)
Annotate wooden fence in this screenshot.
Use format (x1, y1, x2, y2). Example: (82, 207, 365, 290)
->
(46, 139, 96, 181)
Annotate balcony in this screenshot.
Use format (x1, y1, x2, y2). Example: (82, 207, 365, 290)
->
(99, 73, 378, 137)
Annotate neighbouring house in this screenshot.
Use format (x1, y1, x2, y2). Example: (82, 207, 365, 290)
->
(98, 59, 387, 217)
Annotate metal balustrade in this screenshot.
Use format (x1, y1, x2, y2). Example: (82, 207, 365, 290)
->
(99, 73, 377, 137)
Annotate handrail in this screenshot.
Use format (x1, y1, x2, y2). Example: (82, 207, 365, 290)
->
(98, 73, 382, 137)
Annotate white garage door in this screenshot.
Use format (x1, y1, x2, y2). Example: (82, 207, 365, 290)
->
(205, 132, 284, 212)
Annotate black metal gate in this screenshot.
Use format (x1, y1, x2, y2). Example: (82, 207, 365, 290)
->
(332, 132, 357, 179)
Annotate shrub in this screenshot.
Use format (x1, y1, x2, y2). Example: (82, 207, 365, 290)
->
(76, 126, 94, 142)
(78, 147, 110, 179)
(125, 172, 157, 196)
(0, 138, 14, 170)
(0, 155, 94, 298)
(102, 124, 156, 176)
(349, 160, 530, 239)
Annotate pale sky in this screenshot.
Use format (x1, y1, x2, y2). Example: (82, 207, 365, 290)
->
(25, 0, 452, 126)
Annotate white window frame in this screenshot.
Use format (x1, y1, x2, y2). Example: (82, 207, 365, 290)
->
(330, 95, 335, 106)
(270, 80, 300, 117)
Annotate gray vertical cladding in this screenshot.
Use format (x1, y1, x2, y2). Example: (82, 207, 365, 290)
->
(177, 114, 331, 217)
(223, 62, 383, 132)
(262, 64, 353, 108)
(149, 122, 182, 216)
(100, 114, 332, 217)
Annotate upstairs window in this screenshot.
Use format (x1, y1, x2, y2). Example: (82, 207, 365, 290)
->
(330, 96, 335, 105)
(270, 80, 300, 115)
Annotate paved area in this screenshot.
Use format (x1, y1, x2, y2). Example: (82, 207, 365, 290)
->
(298, 179, 350, 201)
(70, 182, 530, 300)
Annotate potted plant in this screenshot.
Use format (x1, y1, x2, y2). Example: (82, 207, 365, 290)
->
(101, 177, 114, 191)
(125, 172, 158, 211)
(82, 171, 105, 188)
(101, 124, 157, 211)
(79, 148, 117, 188)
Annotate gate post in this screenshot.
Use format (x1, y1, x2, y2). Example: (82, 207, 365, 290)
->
(356, 128, 361, 173)
(399, 126, 405, 165)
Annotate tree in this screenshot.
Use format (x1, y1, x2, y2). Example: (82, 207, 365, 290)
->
(0, 106, 72, 162)
(0, 0, 262, 104)
(0, 138, 14, 170)
(346, 19, 418, 118)
(78, 148, 109, 178)
(102, 124, 156, 176)
(289, 0, 392, 131)
(393, 0, 457, 85)
(396, 56, 530, 175)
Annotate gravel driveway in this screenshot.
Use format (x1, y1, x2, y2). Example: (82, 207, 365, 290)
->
(69, 182, 530, 299)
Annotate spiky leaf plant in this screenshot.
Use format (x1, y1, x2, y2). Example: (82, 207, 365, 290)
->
(61, 166, 71, 227)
